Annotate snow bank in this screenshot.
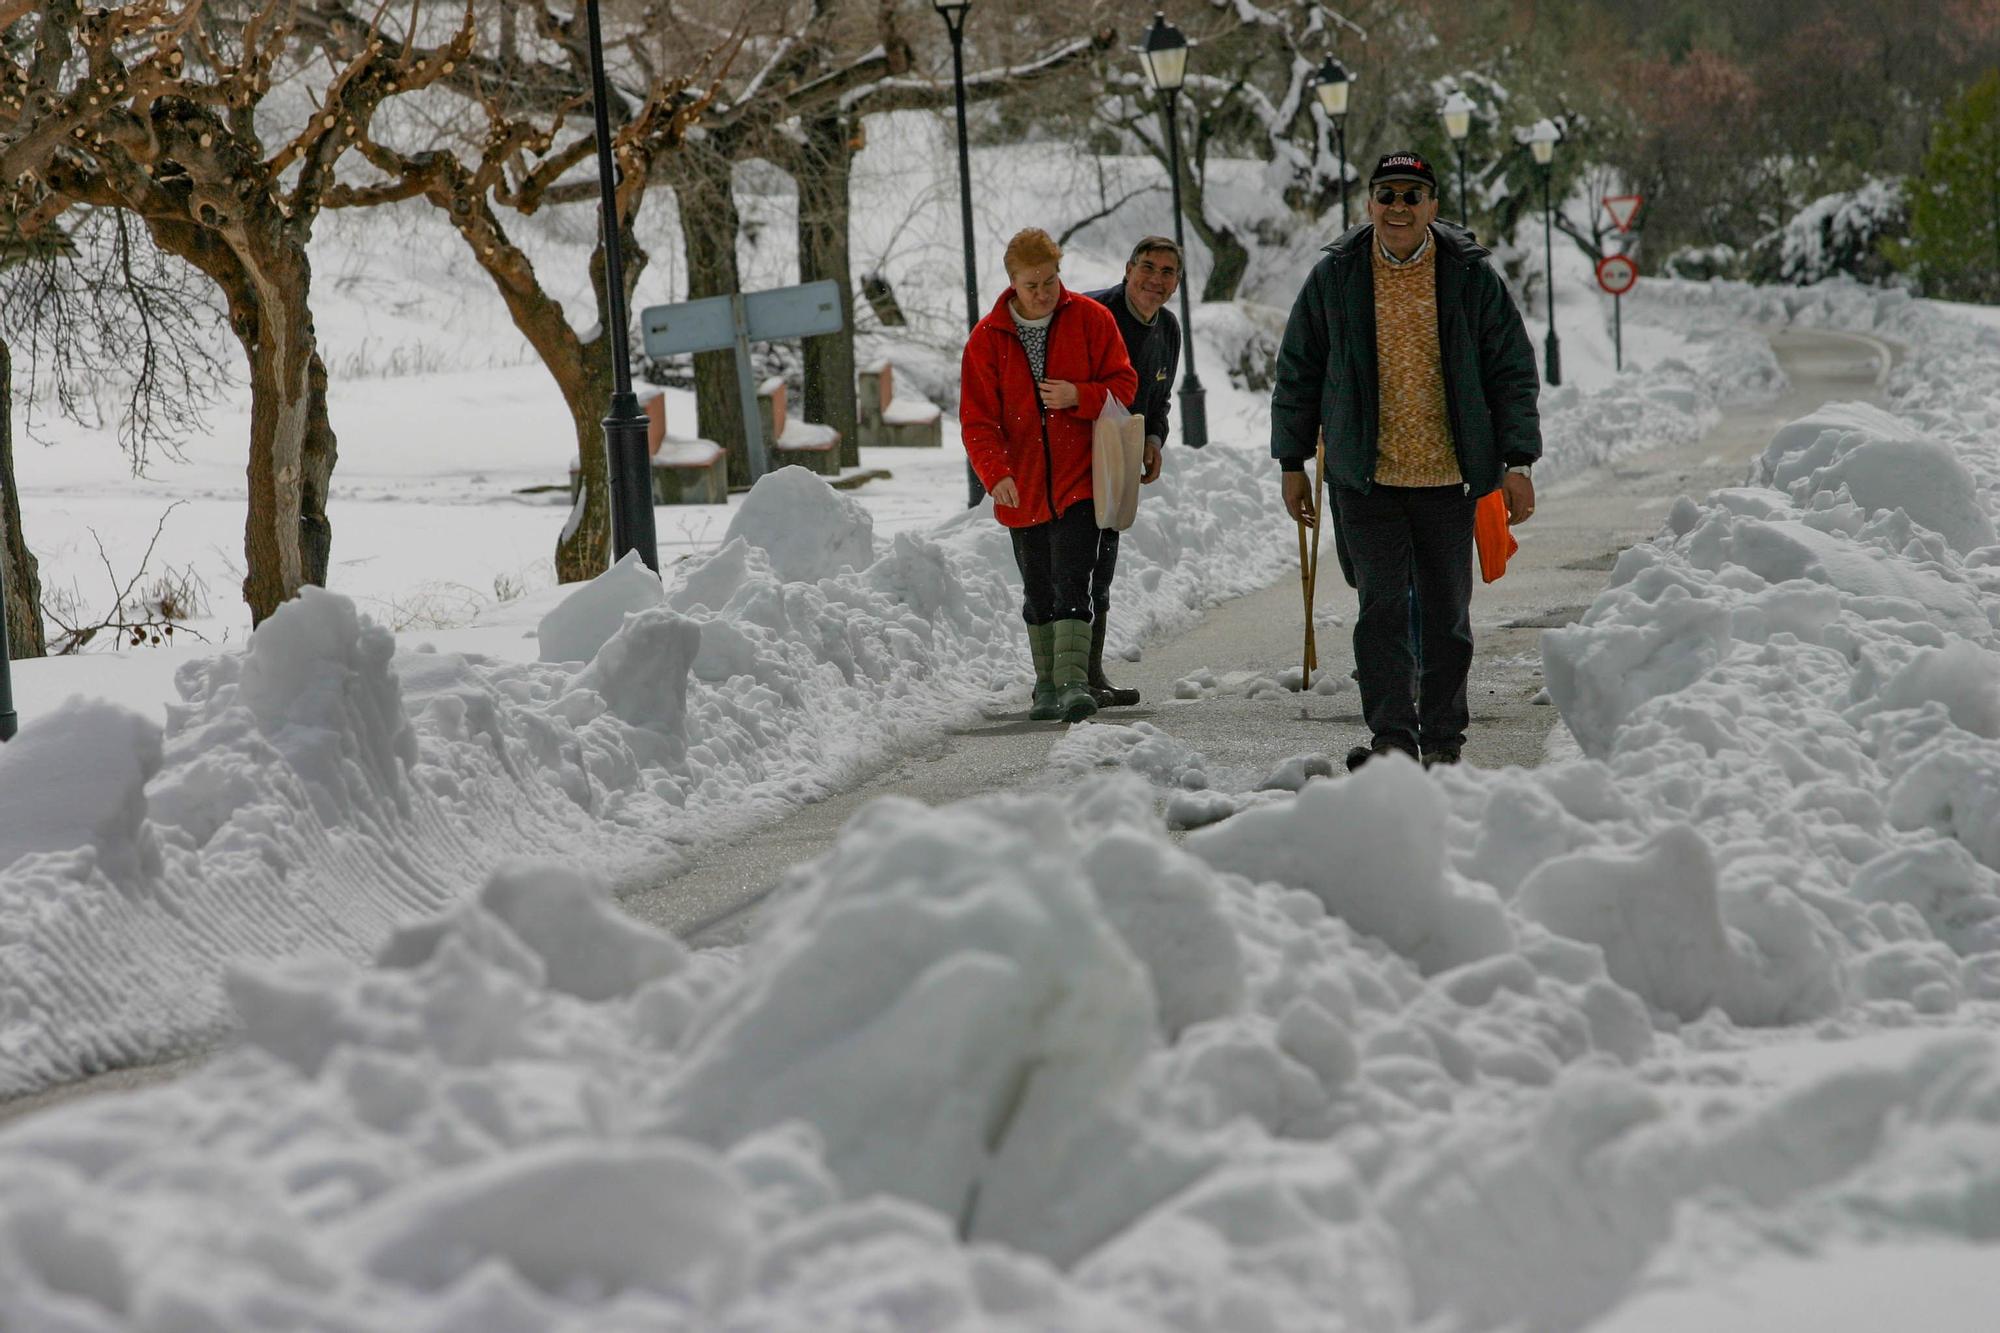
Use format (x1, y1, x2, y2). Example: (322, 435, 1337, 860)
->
(0, 778, 1662, 1330)
(0, 452, 1294, 1095)
(13, 746, 2000, 1330)
(7, 278, 2000, 1329)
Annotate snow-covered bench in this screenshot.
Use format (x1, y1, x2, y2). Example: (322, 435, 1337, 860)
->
(858, 361, 942, 448)
(758, 377, 842, 478)
(567, 388, 729, 504)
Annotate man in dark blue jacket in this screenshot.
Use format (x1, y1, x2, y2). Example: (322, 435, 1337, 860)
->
(1085, 236, 1182, 706)
(1272, 152, 1542, 770)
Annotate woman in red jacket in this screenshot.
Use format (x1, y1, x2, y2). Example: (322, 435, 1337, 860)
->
(960, 228, 1138, 724)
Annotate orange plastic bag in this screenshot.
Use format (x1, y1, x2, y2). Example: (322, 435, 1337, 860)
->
(1475, 488, 1517, 583)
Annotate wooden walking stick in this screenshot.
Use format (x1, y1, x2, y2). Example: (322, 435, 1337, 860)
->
(1306, 438, 1326, 676)
(1297, 497, 1314, 684)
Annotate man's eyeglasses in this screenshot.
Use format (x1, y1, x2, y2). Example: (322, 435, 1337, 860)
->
(1374, 186, 1431, 207)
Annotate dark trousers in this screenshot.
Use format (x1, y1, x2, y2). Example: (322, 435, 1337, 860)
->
(1091, 528, 1120, 619)
(1011, 503, 1099, 625)
(1331, 483, 1475, 754)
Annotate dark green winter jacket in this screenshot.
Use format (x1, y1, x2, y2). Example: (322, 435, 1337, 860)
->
(1270, 222, 1542, 496)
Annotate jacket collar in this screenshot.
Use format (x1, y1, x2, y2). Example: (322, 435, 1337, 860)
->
(1325, 221, 1489, 263)
(978, 281, 1080, 334)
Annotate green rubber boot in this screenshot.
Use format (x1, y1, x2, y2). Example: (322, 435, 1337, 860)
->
(1051, 619, 1099, 724)
(1027, 622, 1063, 721)
(1088, 614, 1141, 708)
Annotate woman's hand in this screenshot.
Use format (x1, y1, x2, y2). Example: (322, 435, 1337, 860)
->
(1038, 379, 1079, 411)
(990, 477, 1020, 508)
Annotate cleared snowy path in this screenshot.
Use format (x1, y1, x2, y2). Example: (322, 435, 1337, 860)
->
(630, 327, 1893, 946)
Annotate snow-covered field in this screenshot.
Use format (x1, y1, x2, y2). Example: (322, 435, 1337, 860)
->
(9, 104, 2000, 1328)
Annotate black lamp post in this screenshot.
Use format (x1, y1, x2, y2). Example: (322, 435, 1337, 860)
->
(1313, 57, 1353, 232)
(934, 0, 986, 508)
(1529, 119, 1561, 387)
(583, 0, 659, 571)
(1138, 13, 1208, 449)
(0, 557, 15, 742)
(1441, 90, 1473, 226)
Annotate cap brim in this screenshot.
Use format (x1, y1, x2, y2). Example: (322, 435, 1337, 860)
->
(1372, 173, 1433, 185)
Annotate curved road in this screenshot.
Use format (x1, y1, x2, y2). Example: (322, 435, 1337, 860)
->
(0, 327, 1891, 1126)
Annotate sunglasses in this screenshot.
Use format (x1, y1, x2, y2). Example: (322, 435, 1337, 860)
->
(1374, 186, 1432, 206)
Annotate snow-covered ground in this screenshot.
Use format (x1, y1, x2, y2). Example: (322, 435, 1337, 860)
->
(9, 103, 2000, 1327)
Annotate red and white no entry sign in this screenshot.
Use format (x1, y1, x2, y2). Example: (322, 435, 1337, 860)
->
(1596, 253, 1638, 296)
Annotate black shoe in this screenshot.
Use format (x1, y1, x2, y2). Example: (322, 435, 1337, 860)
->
(1422, 747, 1462, 769)
(1345, 739, 1417, 772)
(1088, 681, 1141, 708)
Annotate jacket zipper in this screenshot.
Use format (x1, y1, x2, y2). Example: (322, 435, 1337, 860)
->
(1036, 306, 1061, 517)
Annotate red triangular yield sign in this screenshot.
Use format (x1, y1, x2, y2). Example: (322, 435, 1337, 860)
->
(1602, 194, 1644, 232)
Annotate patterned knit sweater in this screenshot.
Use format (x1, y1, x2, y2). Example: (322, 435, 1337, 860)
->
(1370, 237, 1461, 487)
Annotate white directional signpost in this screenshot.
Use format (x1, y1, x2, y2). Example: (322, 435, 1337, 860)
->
(1597, 193, 1645, 372)
(640, 280, 845, 486)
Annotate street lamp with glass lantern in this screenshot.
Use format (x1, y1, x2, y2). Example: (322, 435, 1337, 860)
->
(582, 0, 659, 572)
(1441, 90, 1474, 226)
(932, 0, 986, 506)
(1137, 12, 1208, 448)
(1313, 57, 1353, 232)
(1528, 118, 1562, 387)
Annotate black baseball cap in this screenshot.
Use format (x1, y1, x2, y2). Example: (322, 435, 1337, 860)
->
(1369, 151, 1438, 191)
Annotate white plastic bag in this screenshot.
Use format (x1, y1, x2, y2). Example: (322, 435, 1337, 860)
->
(1092, 396, 1145, 530)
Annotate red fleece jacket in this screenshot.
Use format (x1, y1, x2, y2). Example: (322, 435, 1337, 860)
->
(958, 285, 1138, 529)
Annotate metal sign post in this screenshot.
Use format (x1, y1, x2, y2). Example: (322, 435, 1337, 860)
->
(1595, 253, 1639, 372)
(641, 279, 844, 486)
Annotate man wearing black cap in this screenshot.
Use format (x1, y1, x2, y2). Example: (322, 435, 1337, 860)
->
(1270, 150, 1542, 771)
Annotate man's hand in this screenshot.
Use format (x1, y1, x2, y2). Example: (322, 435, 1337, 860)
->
(1038, 379, 1079, 411)
(1501, 470, 1535, 525)
(1282, 471, 1316, 528)
(990, 477, 1020, 509)
(1141, 437, 1163, 484)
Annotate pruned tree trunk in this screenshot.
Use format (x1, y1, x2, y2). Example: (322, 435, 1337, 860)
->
(300, 350, 337, 590)
(555, 353, 617, 583)
(796, 115, 861, 469)
(674, 144, 751, 488)
(1200, 231, 1251, 304)
(458, 216, 619, 584)
(226, 240, 331, 624)
(0, 339, 47, 659)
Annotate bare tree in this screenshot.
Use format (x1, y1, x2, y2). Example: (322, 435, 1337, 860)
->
(0, 204, 233, 657)
(314, 1, 719, 583)
(0, 0, 473, 624)
(644, 1, 1112, 485)
(0, 338, 42, 657)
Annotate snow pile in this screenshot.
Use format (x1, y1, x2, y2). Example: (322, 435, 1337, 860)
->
(0, 774, 1666, 1331)
(9, 271, 2000, 1326)
(0, 454, 1293, 1095)
(1532, 289, 2000, 1033)
(12, 748, 2000, 1330)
